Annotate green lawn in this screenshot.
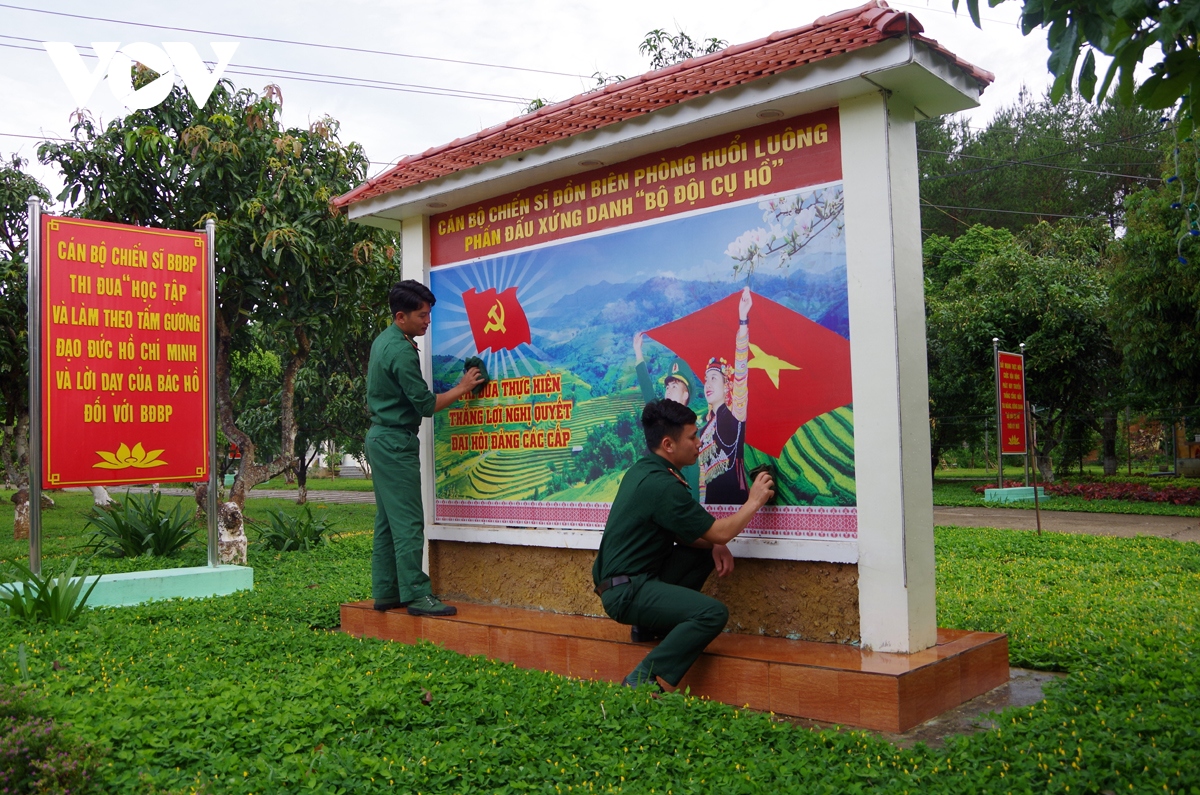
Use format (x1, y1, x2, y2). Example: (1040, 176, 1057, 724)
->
(1, 492, 1197, 793)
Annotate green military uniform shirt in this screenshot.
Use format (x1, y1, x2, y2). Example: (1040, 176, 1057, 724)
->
(367, 324, 436, 427)
(593, 454, 715, 586)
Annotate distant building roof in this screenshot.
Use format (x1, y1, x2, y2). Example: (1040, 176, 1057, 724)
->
(334, 1, 992, 210)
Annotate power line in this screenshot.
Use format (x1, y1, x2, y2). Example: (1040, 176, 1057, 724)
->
(920, 128, 1166, 182)
(918, 147, 1161, 182)
(0, 132, 71, 141)
(0, 2, 589, 79)
(0, 40, 528, 104)
(921, 201, 1099, 220)
(0, 129, 405, 164)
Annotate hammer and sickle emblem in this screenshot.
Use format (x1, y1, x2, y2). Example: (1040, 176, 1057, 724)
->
(483, 299, 506, 334)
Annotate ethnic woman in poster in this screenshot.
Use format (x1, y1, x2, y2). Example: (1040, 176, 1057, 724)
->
(698, 287, 751, 505)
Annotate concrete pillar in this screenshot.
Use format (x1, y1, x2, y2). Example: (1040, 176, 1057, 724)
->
(840, 90, 937, 653)
(400, 214, 437, 570)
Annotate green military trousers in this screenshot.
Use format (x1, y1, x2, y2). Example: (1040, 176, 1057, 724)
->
(366, 425, 432, 604)
(600, 545, 728, 686)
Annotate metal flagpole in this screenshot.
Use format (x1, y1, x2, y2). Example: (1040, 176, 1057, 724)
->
(1029, 401, 1042, 536)
(205, 219, 219, 567)
(1020, 342, 1028, 487)
(993, 337, 1002, 491)
(26, 197, 42, 575)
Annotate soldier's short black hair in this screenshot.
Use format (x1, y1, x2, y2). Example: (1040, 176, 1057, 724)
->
(389, 280, 436, 315)
(642, 399, 697, 451)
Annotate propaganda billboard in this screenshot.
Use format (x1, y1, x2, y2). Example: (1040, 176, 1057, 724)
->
(40, 216, 210, 488)
(997, 350, 1027, 455)
(428, 108, 855, 541)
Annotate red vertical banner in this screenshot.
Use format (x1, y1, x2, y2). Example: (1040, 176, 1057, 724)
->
(997, 351, 1027, 455)
(40, 216, 210, 488)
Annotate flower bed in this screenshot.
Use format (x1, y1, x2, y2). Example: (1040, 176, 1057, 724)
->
(974, 479, 1200, 505)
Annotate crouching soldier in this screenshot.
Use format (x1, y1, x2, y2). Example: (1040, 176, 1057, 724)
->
(592, 399, 774, 691)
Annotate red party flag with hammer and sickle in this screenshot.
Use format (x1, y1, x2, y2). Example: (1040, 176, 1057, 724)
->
(461, 287, 532, 353)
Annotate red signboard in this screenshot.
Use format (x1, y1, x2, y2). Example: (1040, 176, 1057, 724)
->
(40, 216, 210, 488)
(430, 107, 842, 267)
(997, 350, 1027, 455)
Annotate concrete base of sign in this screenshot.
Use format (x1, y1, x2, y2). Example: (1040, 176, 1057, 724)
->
(984, 487, 1049, 503)
(340, 600, 1009, 733)
(83, 565, 253, 607)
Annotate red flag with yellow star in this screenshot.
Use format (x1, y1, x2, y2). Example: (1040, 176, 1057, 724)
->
(462, 287, 532, 353)
(645, 290, 852, 458)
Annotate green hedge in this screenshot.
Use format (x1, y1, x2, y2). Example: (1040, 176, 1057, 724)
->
(0, 495, 1197, 793)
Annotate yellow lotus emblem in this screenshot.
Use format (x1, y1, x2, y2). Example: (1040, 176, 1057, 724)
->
(93, 442, 168, 470)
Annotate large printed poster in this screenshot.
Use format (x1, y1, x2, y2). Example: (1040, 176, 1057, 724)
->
(429, 109, 855, 540)
(40, 216, 210, 488)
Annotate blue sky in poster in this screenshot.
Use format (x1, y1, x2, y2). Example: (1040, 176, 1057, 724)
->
(430, 184, 846, 384)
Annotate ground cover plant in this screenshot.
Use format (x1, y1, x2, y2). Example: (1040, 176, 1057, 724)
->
(0, 682, 106, 794)
(0, 489, 1197, 793)
(934, 478, 1200, 517)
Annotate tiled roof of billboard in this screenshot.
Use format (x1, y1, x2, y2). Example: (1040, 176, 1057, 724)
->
(334, 1, 992, 209)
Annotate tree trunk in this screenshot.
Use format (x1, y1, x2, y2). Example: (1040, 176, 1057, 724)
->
(1099, 410, 1118, 480)
(1, 410, 30, 490)
(297, 448, 309, 505)
(1035, 452, 1054, 482)
(12, 488, 29, 540)
(213, 314, 308, 510)
(89, 486, 114, 506)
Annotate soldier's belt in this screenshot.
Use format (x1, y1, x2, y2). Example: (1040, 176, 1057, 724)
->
(594, 575, 632, 596)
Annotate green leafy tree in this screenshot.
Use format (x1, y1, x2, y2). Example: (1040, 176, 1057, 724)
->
(0, 155, 49, 491)
(38, 76, 399, 513)
(1110, 137, 1200, 415)
(926, 221, 1120, 479)
(952, 0, 1200, 115)
(918, 88, 1165, 238)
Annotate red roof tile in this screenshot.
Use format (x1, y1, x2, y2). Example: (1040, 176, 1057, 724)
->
(334, 0, 992, 209)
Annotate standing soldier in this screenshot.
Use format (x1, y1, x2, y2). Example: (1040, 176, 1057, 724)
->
(367, 280, 483, 616)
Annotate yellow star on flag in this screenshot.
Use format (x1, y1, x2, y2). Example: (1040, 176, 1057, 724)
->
(746, 343, 800, 388)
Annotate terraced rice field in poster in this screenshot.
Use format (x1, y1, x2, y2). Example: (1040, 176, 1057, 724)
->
(435, 389, 644, 501)
(437, 390, 856, 507)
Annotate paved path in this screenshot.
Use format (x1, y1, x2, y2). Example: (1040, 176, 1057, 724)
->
(934, 506, 1200, 543)
(90, 488, 1200, 542)
(75, 486, 377, 504)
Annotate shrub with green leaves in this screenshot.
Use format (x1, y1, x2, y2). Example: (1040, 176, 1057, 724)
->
(0, 683, 106, 794)
(82, 490, 197, 558)
(0, 558, 100, 625)
(251, 504, 337, 552)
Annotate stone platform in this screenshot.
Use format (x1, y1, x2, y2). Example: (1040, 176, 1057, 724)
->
(984, 486, 1049, 503)
(86, 565, 253, 607)
(340, 600, 1008, 733)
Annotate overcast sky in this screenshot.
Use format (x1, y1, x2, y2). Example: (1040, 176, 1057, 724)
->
(0, 0, 1086, 202)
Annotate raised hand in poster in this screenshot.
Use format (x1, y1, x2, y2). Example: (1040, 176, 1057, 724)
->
(633, 331, 694, 407)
